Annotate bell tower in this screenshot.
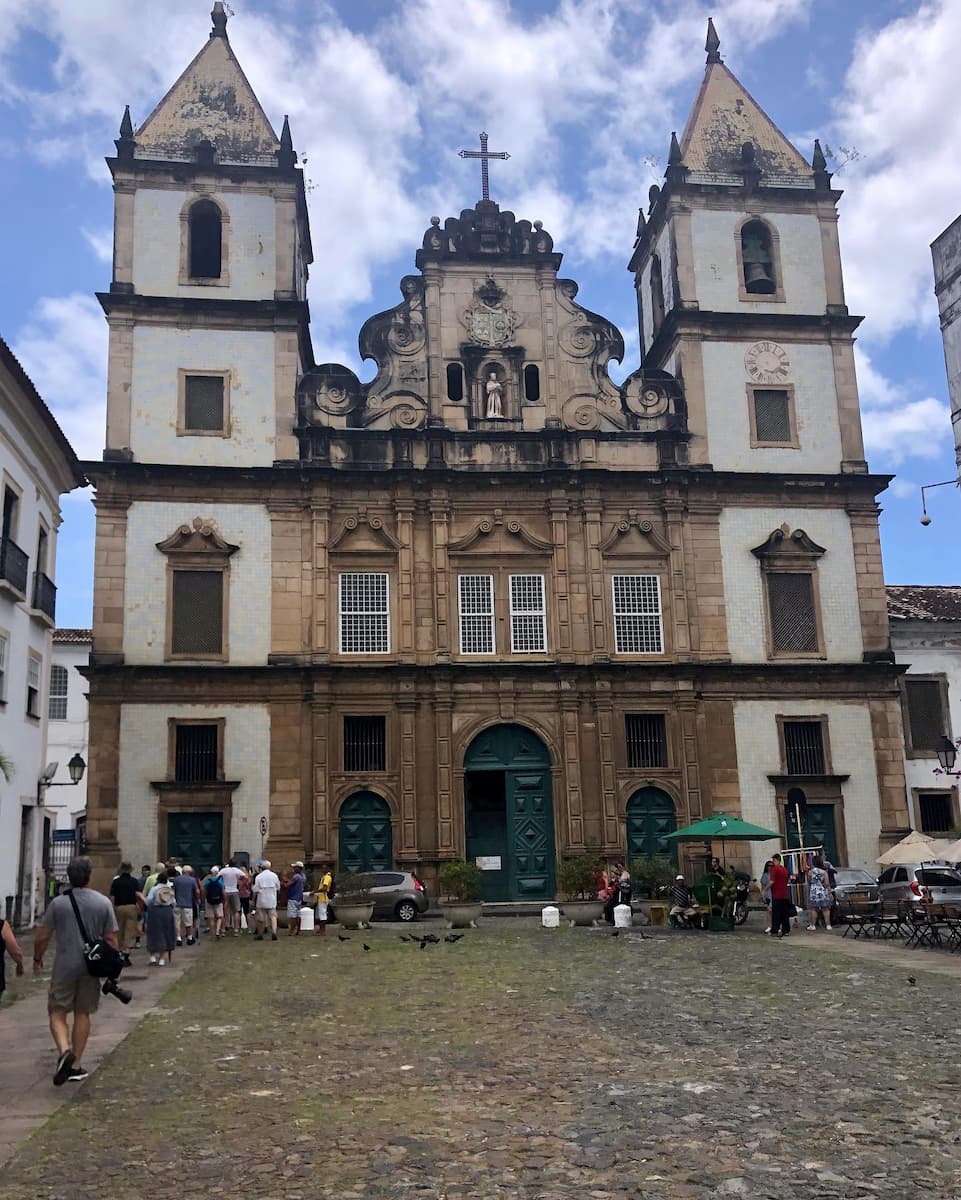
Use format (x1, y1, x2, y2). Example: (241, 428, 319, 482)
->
(629, 19, 867, 475)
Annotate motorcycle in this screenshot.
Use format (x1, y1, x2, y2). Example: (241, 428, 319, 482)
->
(733, 876, 750, 926)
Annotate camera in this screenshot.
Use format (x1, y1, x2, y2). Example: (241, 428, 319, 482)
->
(101, 976, 133, 1005)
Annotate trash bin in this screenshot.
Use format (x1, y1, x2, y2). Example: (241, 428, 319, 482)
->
(614, 903, 633, 928)
(541, 905, 560, 928)
(299, 905, 315, 932)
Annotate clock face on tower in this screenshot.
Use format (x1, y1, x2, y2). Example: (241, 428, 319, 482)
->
(745, 341, 790, 384)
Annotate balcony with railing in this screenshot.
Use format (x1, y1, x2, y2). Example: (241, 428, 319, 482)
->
(31, 570, 57, 625)
(0, 537, 28, 598)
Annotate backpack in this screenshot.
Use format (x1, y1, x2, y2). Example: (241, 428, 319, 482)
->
(205, 878, 224, 904)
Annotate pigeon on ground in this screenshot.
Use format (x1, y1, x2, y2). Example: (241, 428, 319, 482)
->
(399, 935, 411, 943)
(611, 930, 620, 938)
(425, 933, 441, 944)
(444, 934, 464, 943)
(337, 935, 350, 942)
(908, 976, 917, 987)
(419, 939, 428, 950)
(363, 944, 372, 952)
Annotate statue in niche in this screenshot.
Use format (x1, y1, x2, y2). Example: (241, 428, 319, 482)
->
(485, 371, 504, 419)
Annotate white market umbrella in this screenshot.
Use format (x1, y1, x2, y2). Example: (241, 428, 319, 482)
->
(876, 829, 943, 866)
(931, 837, 961, 863)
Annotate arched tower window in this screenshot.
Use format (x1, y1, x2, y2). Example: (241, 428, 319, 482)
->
(188, 199, 223, 279)
(523, 364, 540, 403)
(446, 362, 464, 402)
(740, 219, 777, 295)
(650, 253, 665, 334)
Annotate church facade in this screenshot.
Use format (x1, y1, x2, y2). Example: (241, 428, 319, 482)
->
(83, 7, 910, 896)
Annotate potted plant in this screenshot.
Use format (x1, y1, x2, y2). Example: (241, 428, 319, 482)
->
(557, 852, 605, 927)
(630, 856, 677, 900)
(332, 872, 374, 929)
(438, 859, 483, 929)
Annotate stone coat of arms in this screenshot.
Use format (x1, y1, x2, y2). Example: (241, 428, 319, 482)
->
(465, 276, 516, 347)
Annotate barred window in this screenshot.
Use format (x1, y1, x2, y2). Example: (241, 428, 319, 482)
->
(184, 375, 225, 432)
(174, 723, 219, 783)
(752, 389, 793, 444)
(458, 574, 494, 655)
(919, 793, 953, 834)
(344, 716, 387, 772)
(509, 574, 547, 653)
(904, 679, 947, 752)
(339, 572, 389, 654)
(612, 575, 663, 654)
(171, 569, 224, 656)
(783, 720, 825, 775)
(626, 713, 667, 769)
(48, 664, 68, 721)
(766, 571, 818, 654)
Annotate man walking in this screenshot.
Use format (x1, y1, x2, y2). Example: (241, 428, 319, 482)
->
(286, 861, 306, 936)
(203, 867, 226, 938)
(172, 865, 200, 946)
(109, 862, 143, 954)
(769, 853, 792, 938)
(218, 859, 245, 935)
(32, 856, 120, 1086)
(252, 860, 280, 941)
(314, 863, 333, 936)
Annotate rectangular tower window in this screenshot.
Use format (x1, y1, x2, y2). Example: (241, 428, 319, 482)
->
(766, 572, 819, 655)
(904, 678, 948, 753)
(625, 714, 667, 769)
(48, 663, 68, 721)
(750, 387, 796, 446)
(170, 569, 224, 656)
(174, 723, 219, 783)
(339, 572, 390, 654)
(783, 720, 826, 775)
(181, 373, 228, 435)
(509, 574, 547, 653)
(458, 574, 495, 655)
(26, 654, 41, 718)
(918, 793, 953, 834)
(344, 716, 387, 772)
(612, 575, 663, 654)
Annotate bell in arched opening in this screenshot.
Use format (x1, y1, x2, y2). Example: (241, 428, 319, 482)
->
(740, 219, 777, 295)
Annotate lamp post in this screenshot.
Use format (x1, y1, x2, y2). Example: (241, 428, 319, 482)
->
(919, 478, 960, 526)
(936, 736, 959, 776)
(37, 753, 86, 802)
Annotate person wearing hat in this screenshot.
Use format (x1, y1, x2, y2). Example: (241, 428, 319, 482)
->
(252, 860, 281, 941)
(218, 859, 246, 936)
(286, 861, 306, 936)
(669, 873, 701, 929)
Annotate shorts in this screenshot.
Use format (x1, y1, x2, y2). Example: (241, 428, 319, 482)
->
(207, 903, 224, 918)
(225, 892, 241, 914)
(315, 901, 328, 921)
(174, 906, 194, 930)
(48, 975, 101, 1015)
(287, 899, 302, 918)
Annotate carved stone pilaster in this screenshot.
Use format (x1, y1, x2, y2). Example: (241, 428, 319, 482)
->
(311, 698, 331, 859)
(562, 701, 584, 850)
(434, 696, 455, 853)
(550, 496, 572, 656)
(429, 497, 451, 660)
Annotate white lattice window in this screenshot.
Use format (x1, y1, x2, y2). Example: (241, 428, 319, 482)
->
(26, 654, 41, 717)
(339, 572, 390, 654)
(458, 574, 495, 655)
(0, 632, 7, 701)
(509, 574, 547, 653)
(612, 575, 663, 654)
(48, 664, 68, 721)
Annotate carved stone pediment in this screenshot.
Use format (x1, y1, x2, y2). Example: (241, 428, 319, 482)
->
(416, 203, 557, 264)
(448, 509, 554, 555)
(751, 524, 826, 564)
(329, 512, 404, 554)
(156, 517, 238, 559)
(599, 512, 673, 557)
(299, 363, 363, 425)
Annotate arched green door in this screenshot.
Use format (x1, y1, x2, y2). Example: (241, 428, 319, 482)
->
(464, 724, 555, 902)
(626, 787, 678, 864)
(338, 792, 393, 874)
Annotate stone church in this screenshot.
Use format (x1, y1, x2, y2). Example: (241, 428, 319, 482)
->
(84, 6, 910, 898)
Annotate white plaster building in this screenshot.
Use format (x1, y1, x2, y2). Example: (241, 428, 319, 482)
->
(888, 586, 961, 837)
(931, 217, 961, 469)
(0, 339, 85, 926)
(46, 629, 92, 856)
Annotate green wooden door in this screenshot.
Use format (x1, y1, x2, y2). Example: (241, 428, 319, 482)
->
(464, 724, 555, 901)
(785, 802, 839, 865)
(626, 788, 678, 863)
(339, 792, 393, 874)
(167, 812, 224, 878)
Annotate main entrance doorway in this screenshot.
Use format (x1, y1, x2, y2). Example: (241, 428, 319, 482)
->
(338, 792, 393, 874)
(464, 724, 555, 902)
(167, 811, 224, 878)
(785, 795, 839, 865)
(626, 787, 678, 864)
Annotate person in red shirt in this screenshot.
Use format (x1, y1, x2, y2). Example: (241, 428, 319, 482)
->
(768, 853, 792, 937)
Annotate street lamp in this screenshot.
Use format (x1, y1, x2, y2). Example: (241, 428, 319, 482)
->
(66, 752, 86, 785)
(919, 477, 960, 525)
(936, 736, 958, 775)
(37, 753, 86, 803)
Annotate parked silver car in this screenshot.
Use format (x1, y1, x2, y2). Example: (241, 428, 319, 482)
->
(877, 864, 961, 907)
(332, 871, 429, 923)
(831, 868, 880, 905)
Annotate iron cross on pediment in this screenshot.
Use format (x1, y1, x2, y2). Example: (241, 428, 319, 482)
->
(458, 132, 510, 203)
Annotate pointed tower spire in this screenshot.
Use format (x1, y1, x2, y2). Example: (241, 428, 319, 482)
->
(812, 138, 832, 192)
(705, 17, 722, 64)
(277, 114, 297, 170)
(115, 103, 136, 161)
(665, 130, 688, 185)
(211, 1, 228, 39)
(668, 131, 683, 166)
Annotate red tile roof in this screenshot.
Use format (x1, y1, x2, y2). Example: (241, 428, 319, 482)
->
(53, 628, 93, 643)
(887, 586, 961, 621)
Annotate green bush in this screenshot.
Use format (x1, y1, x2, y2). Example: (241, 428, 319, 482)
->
(630, 856, 676, 898)
(556, 852, 603, 901)
(334, 872, 372, 903)
(438, 858, 482, 903)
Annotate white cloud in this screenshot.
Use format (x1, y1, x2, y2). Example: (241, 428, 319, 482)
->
(856, 347, 950, 466)
(830, 0, 961, 340)
(82, 227, 113, 263)
(12, 293, 107, 462)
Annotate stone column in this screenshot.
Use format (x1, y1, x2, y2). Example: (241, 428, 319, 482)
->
(396, 498, 415, 659)
(112, 180, 135, 291)
(663, 496, 691, 659)
(268, 500, 308, 657)
(312, 495, 330, 659)
(549, 495, 573, 657)
(594, 685, 621, 850)
(84, 693, 123, 891)
(561, 698, 585, 850)
(847, 504, 891, 657)
(91, 497, 130, 663)
(104, 317, 134, 455)
(871, 695, 912, 848)
(311, 693, 332, 860)
(434, 689, 456, 855)
(398, 697, 418, 857)
(267, 695, 306, 864)
(582, 497, 609, 657)
(429, 496, 451, 661)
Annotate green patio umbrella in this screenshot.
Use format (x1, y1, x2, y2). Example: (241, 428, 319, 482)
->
(664, 813, 780, 842)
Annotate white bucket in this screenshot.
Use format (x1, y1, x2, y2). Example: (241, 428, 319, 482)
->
(613, 903, 633, 928)
(299, 905, 315, 932)
(541, 905, 560, 928)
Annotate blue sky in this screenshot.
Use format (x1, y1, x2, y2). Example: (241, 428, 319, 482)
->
(0, 0, 957, 628)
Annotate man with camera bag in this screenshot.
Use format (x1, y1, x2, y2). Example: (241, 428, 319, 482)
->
(33, 856, 121, 1086)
